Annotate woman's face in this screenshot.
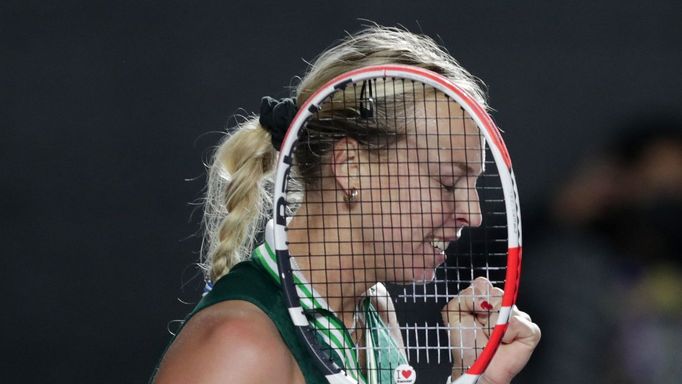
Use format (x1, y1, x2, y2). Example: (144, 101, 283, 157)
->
(358, 94, 484, 283)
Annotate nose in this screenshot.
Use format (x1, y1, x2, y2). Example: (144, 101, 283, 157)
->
(454, 180, 482, 228)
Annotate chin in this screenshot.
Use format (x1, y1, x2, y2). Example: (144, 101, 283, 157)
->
(388, 267, 436, 284)
(382, 248, 445, 283)
(412, 267, 437, 283)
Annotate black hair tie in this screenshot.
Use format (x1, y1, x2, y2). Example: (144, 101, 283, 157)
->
(259, 96, 298, 150)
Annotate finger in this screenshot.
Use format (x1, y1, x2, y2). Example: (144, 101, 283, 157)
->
(441, 287, 474, 327)
(501, 313, 541, 347)
(442, 277, 495, 317)
(475, 286, 503, 315)
(477, 287, 503, 338)
(471, 277, 503, 314)
(446, 314, 481, 375)
(511, 305, 532, 322)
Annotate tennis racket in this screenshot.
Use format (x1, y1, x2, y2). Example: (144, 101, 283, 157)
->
(267, 65, 521, 384)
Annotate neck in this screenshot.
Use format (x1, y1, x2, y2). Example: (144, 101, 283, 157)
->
(286, 204, 374, 329)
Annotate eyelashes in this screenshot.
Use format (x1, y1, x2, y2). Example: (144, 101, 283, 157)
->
(439, 179, 458, 193)
(439, 176, 475, 193)
(440, 182, 455, 193)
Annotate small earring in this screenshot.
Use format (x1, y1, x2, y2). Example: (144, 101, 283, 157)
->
(344, 188, 359, 204)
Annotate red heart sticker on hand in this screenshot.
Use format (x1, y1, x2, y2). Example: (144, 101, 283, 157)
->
(481, 300, 493, 310)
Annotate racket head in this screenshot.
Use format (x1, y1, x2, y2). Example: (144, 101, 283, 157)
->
(271, 65, 522, 384)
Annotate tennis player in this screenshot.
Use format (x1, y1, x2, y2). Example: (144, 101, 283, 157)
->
(153, 26, 540, 384)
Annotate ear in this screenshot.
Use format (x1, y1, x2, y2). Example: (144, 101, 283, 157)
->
(331, 137, 361, 195)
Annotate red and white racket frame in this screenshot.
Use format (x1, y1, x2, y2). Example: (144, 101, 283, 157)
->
(271, 65, 522, 384)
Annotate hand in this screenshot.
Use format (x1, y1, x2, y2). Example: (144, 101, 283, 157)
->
(441, 277, 540, 384)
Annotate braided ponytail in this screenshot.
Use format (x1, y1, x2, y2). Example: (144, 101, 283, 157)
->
(202, 118, 275, 282)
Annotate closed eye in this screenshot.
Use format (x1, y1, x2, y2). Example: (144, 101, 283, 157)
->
(440, 182, 455, 193)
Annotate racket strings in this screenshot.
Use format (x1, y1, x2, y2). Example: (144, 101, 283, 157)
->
(282, 77, 508, 381)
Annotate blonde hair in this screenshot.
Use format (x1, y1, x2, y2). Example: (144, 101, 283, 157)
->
(201, 25, 487, 282)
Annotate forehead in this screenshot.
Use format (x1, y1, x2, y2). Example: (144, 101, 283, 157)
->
(405, 93, 484, 172)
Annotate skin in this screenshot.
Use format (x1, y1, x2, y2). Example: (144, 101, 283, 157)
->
(155, 93, 540, 383)
(441, 278, 541, 383)
(155, 300, 305, 384)
(286, 94, 485, 321)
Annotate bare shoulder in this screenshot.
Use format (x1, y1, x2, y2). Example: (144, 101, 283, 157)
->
(154, 300, 302, 384)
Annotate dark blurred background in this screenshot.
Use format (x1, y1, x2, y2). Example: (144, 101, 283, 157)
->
(2, 1, 681, 383)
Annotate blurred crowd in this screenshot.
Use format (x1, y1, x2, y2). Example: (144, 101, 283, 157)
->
(521, 114, 682, 383)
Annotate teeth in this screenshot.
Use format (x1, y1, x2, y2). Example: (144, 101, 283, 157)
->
(430, 239, 448, 253)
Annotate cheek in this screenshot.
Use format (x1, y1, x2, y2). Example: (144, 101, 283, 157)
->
(382, 185, 448, 248)
(407, 178, 449, 230)
(360, 161, 447, 247)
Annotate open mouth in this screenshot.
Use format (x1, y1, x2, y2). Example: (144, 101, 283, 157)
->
(429, 239, 449, 254)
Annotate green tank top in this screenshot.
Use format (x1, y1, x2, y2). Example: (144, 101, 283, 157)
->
(152, 260, 328, 384)
(153, 239, 408, 384)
